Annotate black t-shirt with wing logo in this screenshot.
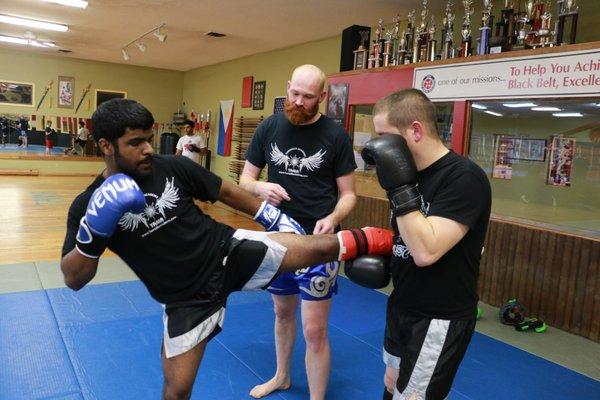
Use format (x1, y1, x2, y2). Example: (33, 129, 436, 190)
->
(245, 113, 356, 232)
(389, 150, 492, 320)
(62, 155, 235, 304)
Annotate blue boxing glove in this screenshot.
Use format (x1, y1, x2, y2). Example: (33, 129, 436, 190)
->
(76, 173, 146, 258)
(254, 201, 305, 235)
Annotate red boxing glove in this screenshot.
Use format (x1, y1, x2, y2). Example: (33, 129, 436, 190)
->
(336, 227, 394, 261)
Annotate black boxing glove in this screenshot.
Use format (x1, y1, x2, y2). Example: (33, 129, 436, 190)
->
(361, 134, 421, 215)
(344, 255, 391, 289)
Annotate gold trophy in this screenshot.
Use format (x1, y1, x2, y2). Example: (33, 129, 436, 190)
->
(556, 0, 579, 45)
(534, 0, 555, 48)
(442, 1, 456, 59)
(405, 10, 416, 63)
(477, 0, 494, 55)
(414, 0, 430, 63)
(353, 30, 370, 70)
(460, 0, 475, 57)
(427, 16, 437, 61)
(513, 0, 534, 49)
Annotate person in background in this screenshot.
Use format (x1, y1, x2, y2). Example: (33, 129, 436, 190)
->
(45, 120, 55, 156)
(75, 120, 90, 156)
(175, 119, 206, 163)
(18, 115, 29, 148)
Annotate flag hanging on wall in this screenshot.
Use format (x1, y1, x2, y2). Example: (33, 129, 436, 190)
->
(217, 99, 234, 156)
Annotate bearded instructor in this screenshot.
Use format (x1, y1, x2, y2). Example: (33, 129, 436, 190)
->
(240, 64, 357, 400)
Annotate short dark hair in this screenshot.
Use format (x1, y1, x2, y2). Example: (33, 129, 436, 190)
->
(91, 98, 154, 143)
(79, 120, 85, 127)
(373, 89, 440, 140)
(183, 119, 195, 129)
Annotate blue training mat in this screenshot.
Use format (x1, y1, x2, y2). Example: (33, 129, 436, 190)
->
(1, 278, 599, 399)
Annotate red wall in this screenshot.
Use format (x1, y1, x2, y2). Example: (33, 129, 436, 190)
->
(328, 68, 414, 106)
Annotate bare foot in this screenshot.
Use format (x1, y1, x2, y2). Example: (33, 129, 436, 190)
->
(249, 377, 291, 398)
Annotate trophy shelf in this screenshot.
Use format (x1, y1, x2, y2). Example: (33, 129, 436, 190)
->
(328, 40, 600, 78)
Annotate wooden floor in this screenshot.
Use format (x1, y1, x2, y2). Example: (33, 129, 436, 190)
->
(0, 175, 261, 264)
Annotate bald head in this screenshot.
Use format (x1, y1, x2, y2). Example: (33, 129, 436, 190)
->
(290, 64, 326, 93)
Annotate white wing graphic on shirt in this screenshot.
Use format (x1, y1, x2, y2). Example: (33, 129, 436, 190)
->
(270, 143, 290, 170)
(118, 177, 180, 232)
(155, 178, 179, 218)
(119, 212, 148, 231)
(299, 149, 326, 173)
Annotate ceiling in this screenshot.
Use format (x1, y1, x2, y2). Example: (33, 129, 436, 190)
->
(0, 0, 452, 71)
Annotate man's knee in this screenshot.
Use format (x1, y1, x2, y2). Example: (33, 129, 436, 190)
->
(302, 320, 328, 349)
(273, 299, 297, 322)
(162, 381, 193, 400)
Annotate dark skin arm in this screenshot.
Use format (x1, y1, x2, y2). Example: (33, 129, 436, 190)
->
(60, 249, 99, 290)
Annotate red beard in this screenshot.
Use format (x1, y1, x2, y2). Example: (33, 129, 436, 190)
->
(284, 99, 319, 125)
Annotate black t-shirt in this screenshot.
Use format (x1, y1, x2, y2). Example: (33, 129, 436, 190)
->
(389, 150, 492, 320)
(61, 155, 235, 304)
(245, 113, 356, 232)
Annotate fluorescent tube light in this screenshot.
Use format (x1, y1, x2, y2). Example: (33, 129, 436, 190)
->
(0, 14, 68, 32)
(503, 102, 537, 108)
(472, 103, 487, 110)
(40, 0, 88, 8)
(485, 111, 503, 117)
(552, 112, 583, 117)
(531, 107, 561, 111)
(0, 34, 54, 48)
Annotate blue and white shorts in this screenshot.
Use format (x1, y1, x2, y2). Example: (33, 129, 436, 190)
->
(267, 261, 340, 301)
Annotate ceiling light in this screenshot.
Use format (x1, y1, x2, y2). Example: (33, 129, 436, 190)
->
(40, 0, 88, 8)
(0, 35, 28, 45)
(472, 103, 487, 110)
(553, 112, 583, 117)
(485, 110, 503, 117)
(153, 29, 167, 43)
(0, 34, 55, 48)
(531, 107, 561, 111)
(135, 41, 146, 52)
(503, 102, 537, 108)
(121, 48, 130, 61)
(0, 14, 68, 32)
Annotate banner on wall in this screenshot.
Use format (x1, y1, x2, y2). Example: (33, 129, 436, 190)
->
(413, 48, 600, 101)
(217, 99, 234, 156)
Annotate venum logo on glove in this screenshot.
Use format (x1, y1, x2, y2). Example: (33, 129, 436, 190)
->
(87, 176, 140, 217)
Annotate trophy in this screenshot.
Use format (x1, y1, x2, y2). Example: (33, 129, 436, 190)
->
(397, 31, 408, 64)
(492, 0, 516, 51)
(442, 1, 456, 60)
(527, 0, 545, 47)
(368, 19, 384, 68)
(427, 16, 437, 61)
(353, 30, 370, 70)
(478, 0, 494, 55)
(535, 0, 555, 47)
(383, 30, 393, 66)
(556, 0, 579, 45)
(513, 0, 534, 49)
(460, 0, 474, 57)
(414, 0, 430, 63)
(390, 15, 401, 65)
(405, 10, 416, 63)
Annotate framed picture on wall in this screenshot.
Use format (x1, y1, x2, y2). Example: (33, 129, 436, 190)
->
(547, 137, 575, 187)
(57, 76, 75, 109)
(242, 76, 253, 108)
(273, 96, 286, 114)
(253, 81, 266, 110)
(515, 138, 547, 161)
(95, 89, 127, 109)
(0, 80, 34, 107)
(326, 83, 349, 127)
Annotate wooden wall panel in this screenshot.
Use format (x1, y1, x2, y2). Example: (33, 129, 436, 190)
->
(344, 195, 600, 342)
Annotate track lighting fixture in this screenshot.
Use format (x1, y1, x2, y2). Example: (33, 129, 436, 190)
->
(120, 23, 166, 61)
(153, 28, 167, 43)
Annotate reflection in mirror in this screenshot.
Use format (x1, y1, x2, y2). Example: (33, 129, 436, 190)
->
(469, 98, 600, 238)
